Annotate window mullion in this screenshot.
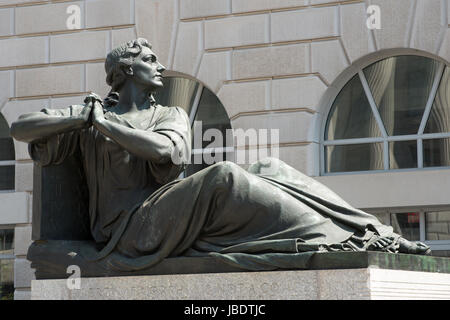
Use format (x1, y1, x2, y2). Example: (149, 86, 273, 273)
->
(189, 84, 204, 124)
(358, 70, 388, 138)
(323, 137, 384, 145)
(422, 132, 450, 139)
(417, 139, 423, 168)
(418, 62, 445, 135)
(0, 160, 15, 166)
(419, 211, 426, 242)
(383, 140, 389, 170)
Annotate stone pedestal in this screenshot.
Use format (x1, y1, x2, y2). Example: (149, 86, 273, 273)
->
(32, 267, 450, 300)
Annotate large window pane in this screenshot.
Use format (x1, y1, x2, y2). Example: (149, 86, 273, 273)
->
(389, 140, 417, 169)
(0, 259, 14, 300)
(426, 211, 450, 241)
(364, 56, 440, 136)
(425, 67, 450, 133)
(0, 229, 14, 300)
(325, 143, 384, 173)
(0, 114, 14, 161)
(0, 229, 13, 254)
(154, 77, 199, 115)
(423, 138, 450, 167)
(0, 165, 14, 191)
(325, 75, 381, 140)
(391, 212, 420, 241)
(0, 114, 10, 137)
(0, 138, 14, 161)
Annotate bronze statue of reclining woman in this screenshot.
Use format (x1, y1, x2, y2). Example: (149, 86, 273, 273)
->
(10, 38, 431, 272)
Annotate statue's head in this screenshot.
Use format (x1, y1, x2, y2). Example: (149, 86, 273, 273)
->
(105, 38, 166, 95)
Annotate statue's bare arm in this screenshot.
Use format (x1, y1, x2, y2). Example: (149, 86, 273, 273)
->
(10, 102, 92, 144)
(91, 101, 174, 164)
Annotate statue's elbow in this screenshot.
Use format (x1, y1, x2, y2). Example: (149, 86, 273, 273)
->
(153, 146, 177, 165)
(10, 121, 30, 143)
(9, 122, 21, 140)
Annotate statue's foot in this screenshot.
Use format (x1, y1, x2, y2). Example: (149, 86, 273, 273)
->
(397, 237, 432, 255)
(367, 236, 399, 253)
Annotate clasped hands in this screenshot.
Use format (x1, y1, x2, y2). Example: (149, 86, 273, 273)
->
(80, 92, 106, 129)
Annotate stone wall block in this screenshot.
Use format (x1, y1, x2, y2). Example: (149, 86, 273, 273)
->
(271, 7, 338, 43)
(0, 192, 29, 224)
(2, 99, 50, 127)
(0, 0, 34, 6)
(232, 0, 307, 13)
(14, 258, 35, 289)
(197, 51, 230, 93)
(217, 81, 269, 118)
(205, 14, 269, 49)
(112, 27, 137, 48)
(135, 0, 175, 67)
(14, 290, 31, 300)
(86, 0, 133, 29)
(272, 76, 327, 111)
(340, 3, 374, 63)
(14, 162, 33, 192)
(410, 0, 445, 53)
(439, 30, 450, 62)
(277, 143, 317, 176)
(310, 0, 340, 4)
(311, 40, 349, 85)
(51, 95, 85, 109)
(369, 0, 415, 49)
(172, 21, 202, 76)
(16, 65, 84, 97)
(0, 37, 47, 68)
(448, 0, 450, 25)
(180, 0, 230, 19)
(14, 225, 32, 257)
(86, 62, 110, 98)
(231, 111, 314, 146)
(13, 141, 31, 161)
(0, 70, 12, 108)
(50, 31, 109, 63)
(0, 8, 12, 36)
(15, 1, 84, 35)
(232, 43, 309, 80)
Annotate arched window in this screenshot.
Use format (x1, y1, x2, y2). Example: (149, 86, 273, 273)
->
(154, 75, 233, 176)
(0, 113, 14, 190)
(323, 55, 449, 174)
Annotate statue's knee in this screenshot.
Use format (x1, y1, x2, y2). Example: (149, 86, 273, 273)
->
(207, 161, 242, 182)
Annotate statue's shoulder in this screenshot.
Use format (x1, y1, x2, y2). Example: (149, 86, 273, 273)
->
(155, 105, 189, 121)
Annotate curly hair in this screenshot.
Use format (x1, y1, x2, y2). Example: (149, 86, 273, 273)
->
(104, 38, 152, 108)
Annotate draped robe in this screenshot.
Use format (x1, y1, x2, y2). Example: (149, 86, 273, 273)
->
(30, 103, 398, 271)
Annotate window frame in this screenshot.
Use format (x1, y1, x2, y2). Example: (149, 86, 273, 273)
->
(320, 53, 450, 176)
(368, 207, 450, 252)
(0, 226, 15, 259)
(158, 73, 233, 178)
(0, 113, 15, 192)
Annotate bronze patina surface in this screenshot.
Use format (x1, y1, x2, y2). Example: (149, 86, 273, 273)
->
(11, 39, 434, 277)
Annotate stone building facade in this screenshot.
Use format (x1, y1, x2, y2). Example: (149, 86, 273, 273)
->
(0, 0, 448, 300)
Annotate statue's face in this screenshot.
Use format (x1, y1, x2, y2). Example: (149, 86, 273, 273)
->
(130, 46, 166, 90)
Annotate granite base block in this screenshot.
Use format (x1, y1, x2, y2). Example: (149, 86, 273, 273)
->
(31, 268, 450, 300)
